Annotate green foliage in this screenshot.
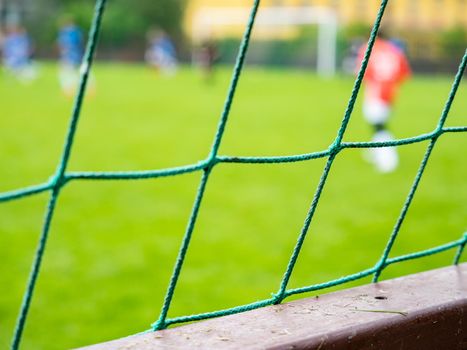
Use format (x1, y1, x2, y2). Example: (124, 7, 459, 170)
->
(341, 22, 371, 41)
(100, 4, 145, 45)
(217, 27, 319, 67)
(60, 2, 94, 32)
(101, 0, 185, 46)
(25, 0, 186, 50)
(439, 27, 467, 60)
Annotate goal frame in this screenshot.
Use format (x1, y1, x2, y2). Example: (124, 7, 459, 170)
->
(190, 6, 338, 77)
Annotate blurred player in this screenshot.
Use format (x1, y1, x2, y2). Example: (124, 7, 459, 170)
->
(2, 23, 37, 82)
(196, 38, 218, 82)
(358, 32, 411, 173)
(145, 29, 177, 75)
(0, 29, 4, 56)
(57, 17, 84, 96)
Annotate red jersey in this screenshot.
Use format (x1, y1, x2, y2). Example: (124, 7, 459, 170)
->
(358, 39, 411, 104)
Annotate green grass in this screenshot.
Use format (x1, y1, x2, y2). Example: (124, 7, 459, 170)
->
(0, 63, 466, 349)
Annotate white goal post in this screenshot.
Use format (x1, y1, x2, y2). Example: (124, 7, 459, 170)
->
(191, 6, 338, 77)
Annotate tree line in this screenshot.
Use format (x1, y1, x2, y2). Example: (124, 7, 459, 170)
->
(13, 0, 186, 58)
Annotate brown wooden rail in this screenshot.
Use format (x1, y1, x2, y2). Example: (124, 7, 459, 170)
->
(80, 263, 467, 349)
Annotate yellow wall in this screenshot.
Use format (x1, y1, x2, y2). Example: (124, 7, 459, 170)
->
(185, 0, 467, 39)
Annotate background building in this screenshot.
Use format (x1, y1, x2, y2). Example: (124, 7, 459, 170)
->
(185, 0, 467, 36)
(185, 0, 467, 72)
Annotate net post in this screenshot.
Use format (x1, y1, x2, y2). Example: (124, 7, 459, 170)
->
(316, 11, 337, 77)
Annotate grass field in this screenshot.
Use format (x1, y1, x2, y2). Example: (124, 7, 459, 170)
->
(0, 63, 466, 349)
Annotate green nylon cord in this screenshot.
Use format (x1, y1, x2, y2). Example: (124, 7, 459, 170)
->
(3, 0, 466, 346)
(274, 153, 337, 303)
(152, 169, 212, 330)
(162, 233, 466, 327)
(0, 125, 464, 204)
(274, 0, 390, 303)
(373, 49, 467, 282)
(10, 1, 107, 349)
(152, 0, 261, 331)
(334, 0, 389, 145)
(11, 189, 59, 350)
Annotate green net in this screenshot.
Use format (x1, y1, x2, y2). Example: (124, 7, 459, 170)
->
(3, 0, 466, 348)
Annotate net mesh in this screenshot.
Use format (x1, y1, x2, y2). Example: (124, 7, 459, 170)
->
(2, 0, 466, 348)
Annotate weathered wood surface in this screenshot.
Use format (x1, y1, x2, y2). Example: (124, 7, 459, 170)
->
(80, 263, 467, 349)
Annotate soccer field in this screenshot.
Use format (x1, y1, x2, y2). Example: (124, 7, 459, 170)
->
(0, 64, 465, 349)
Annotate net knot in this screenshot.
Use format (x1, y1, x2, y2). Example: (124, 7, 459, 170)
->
(271, 292, 284, 305)
(151, 320, 166, 331)
(433, 128, 444, 139)
(374, 259, 387, 272)
(328, 141, 342, 156)
(204, 156, 219, 172)
(48, 174, 68, 189)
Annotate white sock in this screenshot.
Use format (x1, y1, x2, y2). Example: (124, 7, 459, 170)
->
(371, 131, 398, 173)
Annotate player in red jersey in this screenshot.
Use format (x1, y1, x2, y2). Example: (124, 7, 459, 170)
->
(358, 32, 411, 173)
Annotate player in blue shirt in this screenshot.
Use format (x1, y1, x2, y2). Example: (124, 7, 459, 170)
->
(58, 19, 83, 66)
(57, 18, 85, 95)
(145, 29, 178, 75)
(2, 24, 37, 82)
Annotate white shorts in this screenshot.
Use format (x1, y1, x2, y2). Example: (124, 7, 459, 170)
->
(363, 99, 391, 125)
(59, 63, 79, 92)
